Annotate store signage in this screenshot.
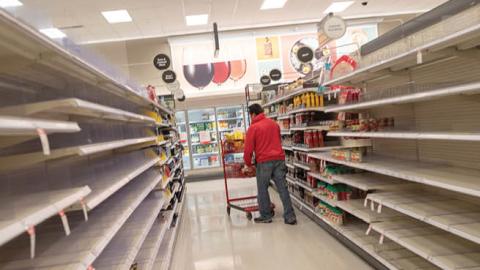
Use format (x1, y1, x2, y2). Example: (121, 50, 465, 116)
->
(297, 46, 314, 63)
(269, 69, 282, 81)
(162, 70, 177, 84)
(260, 75, 271, 85)
(153, 54, 171, 70)
(318, 14, 346, 42)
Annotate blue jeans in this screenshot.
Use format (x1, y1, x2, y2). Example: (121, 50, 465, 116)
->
(256, 160, 296, 221)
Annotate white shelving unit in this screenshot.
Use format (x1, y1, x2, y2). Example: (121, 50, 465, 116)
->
(293, 162, 310, 171)
(0, 98, 157, 124)
(262, 87, 317, 108)
(328, 130, 480, 141)
(0, 9, 186, 270)
(290, 125, 330, 131)
(307, 171, 335, 185)
(308, 152, 480, 199)
(330, 173, 410, 191)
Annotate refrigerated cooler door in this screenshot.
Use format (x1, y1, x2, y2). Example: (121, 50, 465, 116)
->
(175, 111, 191, 170)
(188, 108, 220, 169)
(216, 105, 246, 141)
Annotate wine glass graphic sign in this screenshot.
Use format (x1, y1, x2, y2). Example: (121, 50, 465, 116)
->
(212, 62, 231, 85)
(228, 44, 247, 82)
(182, 45, 214, 89)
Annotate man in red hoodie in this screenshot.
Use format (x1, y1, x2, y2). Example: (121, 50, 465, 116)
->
(244, 104, 297, 224)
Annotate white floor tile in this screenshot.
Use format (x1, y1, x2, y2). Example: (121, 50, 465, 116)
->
(170, 179, 373, 270)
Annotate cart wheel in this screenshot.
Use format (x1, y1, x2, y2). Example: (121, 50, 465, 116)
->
(227, 206, 231, 216)
(246, 212, 253, 220)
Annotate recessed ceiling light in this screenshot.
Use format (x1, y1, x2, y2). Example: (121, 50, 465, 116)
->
(101, 9, 132, 24)
(39, 28, 66, 39)
(185, 14, 208, 26)
(260, 0, 288, 10)
(324, 1, 354, 14)
(0, 0, 23, 8)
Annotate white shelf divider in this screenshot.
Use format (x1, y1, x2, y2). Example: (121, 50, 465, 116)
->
(307, 171, 336, 185)
(0, 186, 91, 249)
(308, 152, 480, 199)
(0, 116, 80, 136)
(324, 81, 480, 113)
(330, 173, 410, 191)
(82, 157, 161, 210)
(370, 218, 480, 270)
(295, 180, 313, 192)
(366, 191, 480, 246)
(293, 162, 310, 171)
(0, 98, 156, 124)
(328, 130, 480, 141)
(0, 136, 157, 171)
(311, 192, 338, 207)
(290, 125, 330, 131)
(0, 168, 162, 270)
(93, 192, 166, 270)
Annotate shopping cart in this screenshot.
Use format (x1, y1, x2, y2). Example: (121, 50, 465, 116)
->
(221, 139, 275, 220)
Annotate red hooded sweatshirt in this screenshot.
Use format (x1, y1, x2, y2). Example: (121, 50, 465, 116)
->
(244, 113, 285, 166)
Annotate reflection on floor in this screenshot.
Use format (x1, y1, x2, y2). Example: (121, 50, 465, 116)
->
(170, 179, 373, 270)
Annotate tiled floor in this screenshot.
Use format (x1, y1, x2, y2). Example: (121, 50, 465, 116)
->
(170, 179, 373, 270)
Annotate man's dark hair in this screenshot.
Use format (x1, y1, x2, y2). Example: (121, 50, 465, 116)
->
(248, 103, 264, 115)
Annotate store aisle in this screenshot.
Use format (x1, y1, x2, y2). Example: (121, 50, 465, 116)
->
(170, 179, 373, 270)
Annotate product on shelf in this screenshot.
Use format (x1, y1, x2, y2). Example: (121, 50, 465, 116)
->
(331, 148, 365, 163)
(315, 202, 344, 225)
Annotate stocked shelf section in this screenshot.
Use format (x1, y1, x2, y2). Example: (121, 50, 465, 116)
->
(0, 10, 171, 114)
(308, 152, 480, 199)
(262, 87, 317, 107)
(0, 98, 156, 124)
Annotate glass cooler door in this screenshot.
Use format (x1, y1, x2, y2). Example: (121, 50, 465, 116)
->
(175, 111, 191, 170)
(216, 105, 246, 141)
(188, 108, 220, 169)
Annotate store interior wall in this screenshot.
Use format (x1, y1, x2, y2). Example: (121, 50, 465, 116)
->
(84, 14, 414, 111)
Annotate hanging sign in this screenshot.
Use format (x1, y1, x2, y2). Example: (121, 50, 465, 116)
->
(297, 46, 314, 63)
(153, 54, 171, 70)
(317, 14, 346, 48)
(269, 69, 282, 81)
(162, 70, 176, 84)
(260, 75, 271, 85)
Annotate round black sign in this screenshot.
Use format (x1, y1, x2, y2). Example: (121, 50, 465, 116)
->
(297, 46, 314, 63)
(153, 54, 171, 70)
(260, 75, 271, 86)
(269, 69, 282, 81)
(162, 70, 176, 84)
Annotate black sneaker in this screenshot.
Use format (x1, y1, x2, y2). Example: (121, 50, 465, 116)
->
(254, 217, 273, 223)
(285, 219, 297, 225)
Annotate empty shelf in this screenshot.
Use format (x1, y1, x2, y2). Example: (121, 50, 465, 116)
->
(133, 210, 174, 270)
(0, 9, 171, 114)
(0, 116, 80, 136)
(307, 171, 335, 185)
(308, 152, 480, 199)
(0, 136, 157, 171)
(331, 173, 410, 191)
(323, 23, 480, 86)
(289, 195, 440, 270)
(0, 168, 162, 270)
(311, 192, 338, 207)
(0, 98, 156, 124)
(82, 157, 161, 210)
(295, 180, 313, 192)
(324, 82, 480, 112)
(328, 130, 480, 141)
(0, 186, 91, 247)
(370, 218, 480, 270)
(367, 191, 480, 246)
(290, 125, 330, 131)
(335, 199, 403, 223)
(93, 192, 165, 270)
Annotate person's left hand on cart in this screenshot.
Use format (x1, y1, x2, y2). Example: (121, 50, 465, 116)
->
(241, 165, 254, 174)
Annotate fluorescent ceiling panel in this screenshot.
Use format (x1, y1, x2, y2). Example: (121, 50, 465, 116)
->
(39, 28, 66, 39)
(101, 9, 132, 24)
(324, 1, 354, 14)
(260, 0, 288, 10)
(186, 14, 209, 26)
(0, 0, 23, 7)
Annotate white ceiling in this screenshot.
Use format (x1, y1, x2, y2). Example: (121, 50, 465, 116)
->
(11, 0, 448, 44)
